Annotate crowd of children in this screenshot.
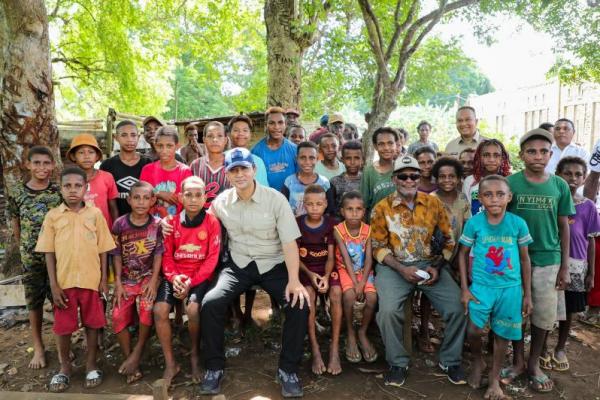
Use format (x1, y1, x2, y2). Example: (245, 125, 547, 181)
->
(8, 107, 600, 398)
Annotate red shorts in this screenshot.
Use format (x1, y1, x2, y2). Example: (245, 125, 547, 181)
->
(338, 268, 376, 294)
(112, 277, 154, 333)
(53, 288, 106, 336)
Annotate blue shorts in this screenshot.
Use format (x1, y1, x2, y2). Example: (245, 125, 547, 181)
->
(468, 283, 523, 341)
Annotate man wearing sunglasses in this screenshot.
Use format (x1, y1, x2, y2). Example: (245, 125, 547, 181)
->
(370, 155, 467, 388)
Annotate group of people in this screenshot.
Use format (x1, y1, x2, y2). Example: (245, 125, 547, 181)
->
(7, 104, 600, 399)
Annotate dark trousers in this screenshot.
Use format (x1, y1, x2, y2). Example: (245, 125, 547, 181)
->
(201, 260, 308, 373)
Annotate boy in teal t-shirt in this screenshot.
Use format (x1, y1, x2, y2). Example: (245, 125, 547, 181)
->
(503, 129, 575, 393)
(458, 175, 533, 400)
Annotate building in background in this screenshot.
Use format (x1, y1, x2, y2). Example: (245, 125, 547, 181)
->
(469, 79, 600, 151)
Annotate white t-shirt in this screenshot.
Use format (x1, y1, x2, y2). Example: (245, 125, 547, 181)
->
(546, 143, 589, 174)
(462, 175, 482, 216)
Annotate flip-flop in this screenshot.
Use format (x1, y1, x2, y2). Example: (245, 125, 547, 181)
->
(345, 343, 362, 363)
(49, 373, 70, 393)
(529, 373, 553, 393)
(358, 341, 378, 363)
(499, 367, 523, 385)
(539, 353, 553, 370)
(551, 352, 570, 371)
(85, 369, 103, 389)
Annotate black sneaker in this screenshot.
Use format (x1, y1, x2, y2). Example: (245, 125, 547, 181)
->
(439, 363, 466, 385)
(199, 369, 224, 395)
(276, 368, 303, 398)
(384, 366, 408, 387)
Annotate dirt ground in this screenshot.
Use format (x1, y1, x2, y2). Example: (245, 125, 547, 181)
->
(1, 291, 599, 400)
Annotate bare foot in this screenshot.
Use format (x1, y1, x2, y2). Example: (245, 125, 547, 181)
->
(162, 363, 181, 387)
(191, 352, 202, 383)
(126, 370, 143, 384)
(484, 381, 511, 400)
(327, 345, 342, 375)
(119, 352, 141, 376)
(468, 357, 487, 389)
(311, 351, 327, 375)
(28, 348, 46, 369)
(499, 365, 525, 385)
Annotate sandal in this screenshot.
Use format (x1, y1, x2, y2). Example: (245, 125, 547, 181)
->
(529, 373, 553, 393)
(499, 367, 524, 385)
(345, 343, 362, 363)
(49, 373, 70, 393)
(551, 351, 570, 371)
(85, 369, 103, 389)
(359, 341, 378, 363)
(539, 353, 553, 370)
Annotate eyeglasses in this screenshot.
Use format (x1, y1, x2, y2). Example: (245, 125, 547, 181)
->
(394, 173, 420, 181)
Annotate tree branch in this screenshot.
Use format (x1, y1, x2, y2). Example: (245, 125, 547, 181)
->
(392, 0, 478, 88)
(385, 0, 419, 61)
(358, 0, 388, 80)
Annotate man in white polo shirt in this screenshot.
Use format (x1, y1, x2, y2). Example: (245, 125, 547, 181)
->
(546, 118, 589, 174)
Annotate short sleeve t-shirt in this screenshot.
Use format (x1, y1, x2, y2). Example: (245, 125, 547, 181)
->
(85, 170, 119, 228)
(462, 175, 482, 216)
(281, 174, 334, 216)
(459, 211, 533, 287)
(507, 171, 575, 266)
(330, 173, 361, 212)
(251, 138, 297, 191)
(110, 214, 164, 284)
(315, 160, 346, 181)
(100, 155, 153, 216)
(190, 157, 230, 208)
(139, 161, 193, 218)
(360, 164, 395, 217)
(569, 199, 600, 260)
(296, 215, 335, 269)
(7, 182, 62, 266)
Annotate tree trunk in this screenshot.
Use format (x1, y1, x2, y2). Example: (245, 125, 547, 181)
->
(264, 0, 304, 110)
(362, 74, 403, 161)
(0, 0, 59, 274)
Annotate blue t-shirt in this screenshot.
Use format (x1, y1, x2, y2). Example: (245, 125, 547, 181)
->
(251, 138, 297, 191)
(281, 174, 335, 217)
(459, 211, 533, 288)
(224, 150, 269, 188)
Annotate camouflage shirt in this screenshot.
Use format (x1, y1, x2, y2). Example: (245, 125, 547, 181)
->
(7, 182, 62, 267)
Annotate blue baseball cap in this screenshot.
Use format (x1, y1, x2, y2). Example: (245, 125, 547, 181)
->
(225, 147, 255, 171)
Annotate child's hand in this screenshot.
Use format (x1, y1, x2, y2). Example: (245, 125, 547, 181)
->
(355, 281, 366, 301)
(157, 191, 179, 205)
(556, 268, 571, 290)
(113, 283, 128, 308)
(318, 276, 329, 294)
(310, 273, 322, 290)
(51, 285, 68, 309)
(142, 278, 158, 302)
(460, 289, 478, 315)
(522, 295, 533, 317)
(160, 215, 174, 236)
(99, 279, 109, 298)
(586, 274, 595, 291)
(173, 275, 191, 299)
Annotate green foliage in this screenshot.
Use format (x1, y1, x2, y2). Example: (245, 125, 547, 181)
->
(401, 37, 494, 107)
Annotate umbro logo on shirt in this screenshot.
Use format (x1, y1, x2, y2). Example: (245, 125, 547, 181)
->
(117, 176, 139, 191)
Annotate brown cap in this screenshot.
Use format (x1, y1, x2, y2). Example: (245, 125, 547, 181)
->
(519, 128, 554, 147)
(66, 133, 102, 162)
(329, 112, 345, 125)
(285, 108, 300, 116)
(142, 115, 164, 127)
(393, 155, 421, 173)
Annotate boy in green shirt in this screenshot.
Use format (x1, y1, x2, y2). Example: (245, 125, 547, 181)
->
(503, 128, 575, 393)
(360, 127, 399, 220)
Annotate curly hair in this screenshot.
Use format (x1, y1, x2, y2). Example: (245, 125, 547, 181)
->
(432, 156, 464, 180)
(472, 139, 511, 183)
(556, 156, 587, 175)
